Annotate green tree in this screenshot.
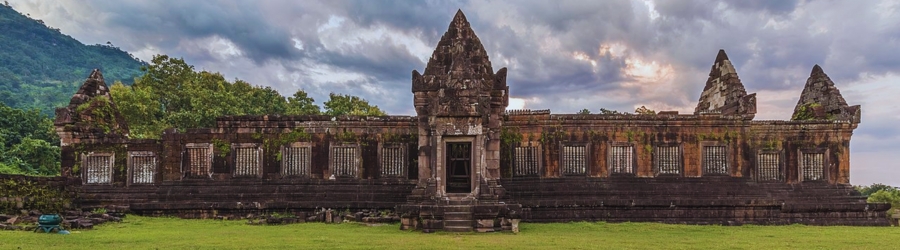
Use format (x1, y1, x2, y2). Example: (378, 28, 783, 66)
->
(856, 183, 900, 216)
(856, 183, 897, 196)
(110, 81, 165, 138)
(323, 93, 386, 116)
(577, 109, 591, 115)
(286, 90, 321, 115)
(112, 54, 319, 138)
(598, 108, 622, 115)
(7, 137, 59, 175)
(0, 102, 59, 175)
(635, 106, 656, 115)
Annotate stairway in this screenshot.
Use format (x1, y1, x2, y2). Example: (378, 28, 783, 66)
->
(443, 199, 474, 232)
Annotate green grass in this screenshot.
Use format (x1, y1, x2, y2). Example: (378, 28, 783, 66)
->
(1, 216, 897, 249)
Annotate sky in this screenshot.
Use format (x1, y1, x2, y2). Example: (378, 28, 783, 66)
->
(8, 0, 899, 186)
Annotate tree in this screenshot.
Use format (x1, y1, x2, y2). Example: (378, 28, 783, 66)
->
(323, 93, 386, 116)
(856, 183, 900, 216)
(856, 183, 897, 196)
(286, 90, 321, 115)
(577, 109, 591, 115)
(112, 54, 317, 138)
(0, 102, 59, 175)
(110, 81, 165, 139)
(598, 108, 622, 115)
(635, 106, 656, 115)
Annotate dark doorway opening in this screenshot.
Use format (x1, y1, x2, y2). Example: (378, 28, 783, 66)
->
(446, 142, 471, 193)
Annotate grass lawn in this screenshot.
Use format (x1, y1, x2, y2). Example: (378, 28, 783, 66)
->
(1, 216, 897, 249)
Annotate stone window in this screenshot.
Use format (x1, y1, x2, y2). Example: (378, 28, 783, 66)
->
(561, 144, 587, 175)
(702, 145, 728, 175)
(185, 143, 213, 177)
(281, 143, 311, 177)
(608, 144, 634, 174)
(83, 152, 114, 184)
(654, 145, 681, 175)
(233, 143, 262, 177)
(757, 152, 782, 181)
(800, 151, 825, 181)
(129, 151, 156, 184)
(330, 145, 360, 178)
(381, 143, 407, 178)
(513, 145, 540, 176)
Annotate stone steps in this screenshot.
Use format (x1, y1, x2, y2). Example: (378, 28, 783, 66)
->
(442, 204, 473, 232)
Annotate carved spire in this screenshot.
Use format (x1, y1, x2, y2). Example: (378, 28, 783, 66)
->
(419, 9, 493, 80)
(412, 10, 508, 117)
(792, 64, 859, 122)
(694, 49, 755, 116)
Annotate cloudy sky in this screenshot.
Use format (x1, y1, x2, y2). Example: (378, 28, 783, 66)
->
(9, 0, 899, 185)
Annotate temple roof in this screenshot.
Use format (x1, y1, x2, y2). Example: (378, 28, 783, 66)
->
(411, 10, 508, 117)
(420, 10, 494, 82)
(792, 64, 858, 121)
(694, 49, 752, 115)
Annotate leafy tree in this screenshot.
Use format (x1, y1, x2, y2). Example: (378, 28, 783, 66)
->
(110, 81, 165, 139)
(856, 183, 897, 196)
(635, 106, 656, 115)
(286, 90, 321, 115)
(577, 109, 591, 114)
(112, 54, 332, 138)
(598, 108, 623, 115)
(856, 183, 900, 216)
(323, 93, 386, 116)
(0, 102, 59, 175)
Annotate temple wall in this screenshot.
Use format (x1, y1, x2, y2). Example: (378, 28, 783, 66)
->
(49, 112, 886, 225)
(60, 115, 419, 215)
(493, 112, 883, 225)
(499, 112, 855, 184)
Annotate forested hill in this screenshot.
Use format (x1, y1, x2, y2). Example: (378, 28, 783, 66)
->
(0, 4, 145, 115)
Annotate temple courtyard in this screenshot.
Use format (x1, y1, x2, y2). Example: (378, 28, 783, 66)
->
(1, 216, 897, 249)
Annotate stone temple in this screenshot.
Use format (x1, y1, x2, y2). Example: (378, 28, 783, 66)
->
(50, 10, 889, 232)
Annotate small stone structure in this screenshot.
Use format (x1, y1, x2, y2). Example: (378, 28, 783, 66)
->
(30, 10, 893, 232)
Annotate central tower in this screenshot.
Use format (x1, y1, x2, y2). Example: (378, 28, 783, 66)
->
(400, 10, 519, 232)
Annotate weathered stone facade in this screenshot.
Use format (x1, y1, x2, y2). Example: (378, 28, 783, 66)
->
(45, 10, 889, 231)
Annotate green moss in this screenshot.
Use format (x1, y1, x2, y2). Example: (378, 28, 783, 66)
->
(75, 96, 118, 133)
(501, 127, 523, 146)
(334, 130, 357, 142)
(0, 178, 73, 214)
(539, 125, 566, 144)
(792, 102, 822, 121)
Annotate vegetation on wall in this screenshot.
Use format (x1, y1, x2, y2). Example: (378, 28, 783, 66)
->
(792, 102, 835, 121)
(0, 178, 72, 214)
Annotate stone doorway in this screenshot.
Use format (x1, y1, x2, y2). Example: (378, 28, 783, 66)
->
(446, 142, 472, 193)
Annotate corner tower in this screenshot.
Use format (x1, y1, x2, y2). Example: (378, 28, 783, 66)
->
(401, 10, 518, 233)
(694, 50, 756, 116)
(791, 65, 860, 123)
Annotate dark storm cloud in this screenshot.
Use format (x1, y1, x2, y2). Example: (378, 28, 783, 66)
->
(334, 0, 465, 42)
(726, 0, 798, 15)
(104, 1, 301, 63)
(317, 43, 422, 83)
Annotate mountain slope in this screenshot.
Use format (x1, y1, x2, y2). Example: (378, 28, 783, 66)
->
(0, 4, 145, 114)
